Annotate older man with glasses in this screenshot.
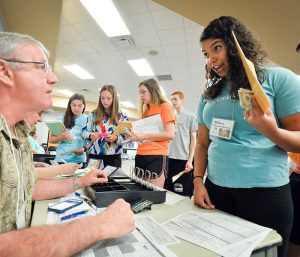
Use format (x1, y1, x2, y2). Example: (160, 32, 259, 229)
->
(0, 32, 134, 257)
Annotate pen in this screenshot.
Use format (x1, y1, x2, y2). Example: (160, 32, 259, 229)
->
(75, 192, 97, 210)
(85, 200, 97, 210)
(60, 210, 89, 221)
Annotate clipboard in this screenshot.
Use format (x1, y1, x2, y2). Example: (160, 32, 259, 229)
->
(112, 121, 132, 136)
(231, 31, 270, 113)
(45, 121, 68, 137)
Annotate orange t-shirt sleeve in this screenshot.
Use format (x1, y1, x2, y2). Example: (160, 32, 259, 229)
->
(160, 102, 175, 125)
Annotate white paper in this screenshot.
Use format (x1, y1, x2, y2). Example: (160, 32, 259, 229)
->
(132, 114, 164, 135)
(165, 191, 187, 205)
(136, 216, 179, 245)
(163, 211, 271, 257)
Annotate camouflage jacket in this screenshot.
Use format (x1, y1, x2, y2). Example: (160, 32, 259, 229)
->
(0, 115, 37, 232)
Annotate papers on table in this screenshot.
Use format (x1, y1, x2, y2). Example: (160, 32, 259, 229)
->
(77, 225, 177, 257)
(136, 216, 179, 246)
(165, 191, 187, 205)
(163, 211, 271, 257)
(47, 193, 178, 257)
(232, 31, 270, 113)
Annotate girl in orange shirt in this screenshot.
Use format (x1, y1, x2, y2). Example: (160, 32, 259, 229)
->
(130, 78, 175, 187)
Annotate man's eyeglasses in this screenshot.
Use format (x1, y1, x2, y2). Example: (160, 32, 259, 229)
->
(3, 59, 52, 74)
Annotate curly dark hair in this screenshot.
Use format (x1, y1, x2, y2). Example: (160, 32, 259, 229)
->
(64, 94, 86, 128)
(200, 16, 267, 99)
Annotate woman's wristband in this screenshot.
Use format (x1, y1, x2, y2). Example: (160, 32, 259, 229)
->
(193, 175, 204, 180)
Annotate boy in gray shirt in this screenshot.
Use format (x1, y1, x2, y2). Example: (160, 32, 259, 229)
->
(164, 91, 197, 197)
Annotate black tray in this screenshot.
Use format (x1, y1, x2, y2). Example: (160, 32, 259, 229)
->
(90, 177, 167, 207)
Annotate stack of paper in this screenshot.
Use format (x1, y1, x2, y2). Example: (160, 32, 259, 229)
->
(232, 31, 270, 113)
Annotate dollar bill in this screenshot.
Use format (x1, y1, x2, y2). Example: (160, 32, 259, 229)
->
(238, 88, 254, 109)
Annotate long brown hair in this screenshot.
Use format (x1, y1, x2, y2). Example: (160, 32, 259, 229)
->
(138, 78, 167, 118)
(93, 84, 120, 125)
(64, 94, 86, 128)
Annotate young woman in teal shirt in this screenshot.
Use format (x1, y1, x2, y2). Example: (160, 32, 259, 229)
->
(193, 16, 300, 257)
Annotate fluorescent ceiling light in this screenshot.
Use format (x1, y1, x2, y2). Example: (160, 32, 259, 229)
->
(57, 89, 74, 97)
(80, 0, 130, 37)
(121, 101, 135, 108)
(63, 65, 95, 80)
(128, 59, 154, 76)
(160, 86, 166, 96)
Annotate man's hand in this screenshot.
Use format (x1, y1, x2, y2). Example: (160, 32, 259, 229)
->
(79, 169, 108, 187)
(59, 163, 81, 175)
(99, 199, 135, 238)
(34, 161, 50, 167)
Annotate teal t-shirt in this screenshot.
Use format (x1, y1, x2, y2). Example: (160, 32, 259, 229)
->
(197, 67, 300, 188)
(55, 114, 88, 163)
(28, 136, 45, 154)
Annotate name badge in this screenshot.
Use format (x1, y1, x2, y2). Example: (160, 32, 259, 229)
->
(210, 118, 235, 140)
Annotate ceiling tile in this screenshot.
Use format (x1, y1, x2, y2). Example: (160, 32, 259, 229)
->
(69, 41, 98, 54)
(120, 48, 143, 59)
(58, 26, 84, 43)
(158, 29, 186, 45)
(114, 0, 148, 15)
(100, 51, 125, 63)
(151, 9, 183, 30)
(134, 32, 161, 47)
(56, 43, 78, 56)
(89, 38, 117, 52)
(146, 0, 165, 11)
(125, 12, 156, 34)
(185, 26, 204, 44)
(73, 21, 105, 40)
(163, 45, 187, 57)
(167, 56, 188, 67)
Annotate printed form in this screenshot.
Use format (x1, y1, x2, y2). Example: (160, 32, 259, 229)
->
(163, 211, 271, 257)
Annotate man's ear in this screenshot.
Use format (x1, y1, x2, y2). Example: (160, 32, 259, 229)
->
(0, 60, 14, 87)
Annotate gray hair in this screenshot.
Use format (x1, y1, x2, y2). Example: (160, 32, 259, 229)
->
(0, 32, 49, 68)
